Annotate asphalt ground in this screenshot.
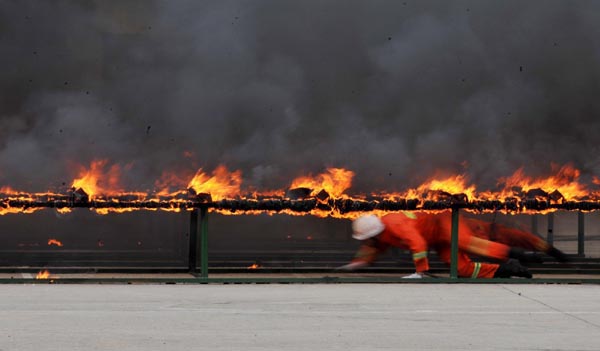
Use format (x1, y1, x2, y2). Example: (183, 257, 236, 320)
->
(1, 284, 599, 350)
(2, 272, 600, 281)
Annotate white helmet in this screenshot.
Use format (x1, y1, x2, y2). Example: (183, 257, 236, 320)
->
(352, 214, 385, 240)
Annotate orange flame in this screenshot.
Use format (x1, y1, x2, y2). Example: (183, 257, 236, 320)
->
(35, 270, 50, 279)
(72, 160, 122, 198)
(290, 168, 354, 197)
(496, 163, 587, 200)
(247, 263, 260, 269)
(187, 165, 242, 201)
(155, 171, 189, 196)
(0, 206, 41, 216)
(47, 239, 63, 247)
(0, 187, 60, 215)
(2, 162, 599, 217)
(407, 174, 476, 200)
(0, 186, 19, 194)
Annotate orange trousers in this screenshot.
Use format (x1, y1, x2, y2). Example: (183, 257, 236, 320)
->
(433, 213, 511, 278)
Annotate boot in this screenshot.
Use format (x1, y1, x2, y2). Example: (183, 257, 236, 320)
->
(546, 246, 570, 262)
(508, 248, 544, 264)
(493, 259, 532, 278)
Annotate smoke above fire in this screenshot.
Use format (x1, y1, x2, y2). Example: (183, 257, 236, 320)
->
(1, 1, 600, 194)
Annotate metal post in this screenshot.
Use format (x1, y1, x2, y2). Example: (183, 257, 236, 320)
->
(450, 208, 459, 279)
(200, 207, 209, 278)
(531, 215, 538, 236)
(188, 209, 199, 273)
(578, 211, 585, 257)
(547, 212, 554, 245)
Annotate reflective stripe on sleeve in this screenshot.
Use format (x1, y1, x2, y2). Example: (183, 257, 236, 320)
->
(401, 211, 417, 219)
(471, 262, 481, 278)
(412, 251, 427, 260)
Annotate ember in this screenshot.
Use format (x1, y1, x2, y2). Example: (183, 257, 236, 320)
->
(47, 239, 63, 247)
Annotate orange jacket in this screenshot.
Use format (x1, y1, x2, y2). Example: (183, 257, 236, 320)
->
(352, 212, 436, 272)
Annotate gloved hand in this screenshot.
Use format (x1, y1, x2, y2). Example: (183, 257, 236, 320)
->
(334, 261, 367, 271)
(493, 259, 532, 278)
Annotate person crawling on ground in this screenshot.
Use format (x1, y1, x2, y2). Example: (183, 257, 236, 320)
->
(336, 212, 568, 279)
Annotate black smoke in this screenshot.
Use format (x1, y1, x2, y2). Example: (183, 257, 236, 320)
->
(2, 0, 600, 194)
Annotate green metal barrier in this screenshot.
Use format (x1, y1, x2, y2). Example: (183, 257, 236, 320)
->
(8, 207, 591, 284)
(189, 207, 478, 281)
(200, 207, 209, 278)
(450, 208, 459, 279)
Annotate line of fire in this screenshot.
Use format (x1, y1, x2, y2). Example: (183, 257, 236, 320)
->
(2, 184, 600, 215)
(2, 162, 600, 282)
(2, 162, 600, 216)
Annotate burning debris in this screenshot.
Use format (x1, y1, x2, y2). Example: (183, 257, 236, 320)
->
(286, 187, 312, 200)
(70, 187, 89, 203)
(1, 163, 600, 217)
(2, 186, 600, 217)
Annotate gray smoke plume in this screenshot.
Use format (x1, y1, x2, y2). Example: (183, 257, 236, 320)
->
(2, 0, 600, 194)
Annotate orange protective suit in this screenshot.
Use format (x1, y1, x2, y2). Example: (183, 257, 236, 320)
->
(351, 212, 516, 278)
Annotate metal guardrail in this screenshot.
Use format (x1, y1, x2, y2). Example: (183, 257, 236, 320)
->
(186, 207, 593, 281)
(1, 198, 596, 283)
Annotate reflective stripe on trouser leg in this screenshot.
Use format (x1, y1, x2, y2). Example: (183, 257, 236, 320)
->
(412, 251, 427, 260)
(471, 262, 481, 278)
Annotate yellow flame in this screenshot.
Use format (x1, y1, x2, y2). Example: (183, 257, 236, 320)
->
(412, 174, 476, 200)
(496, 163, 587, 200)
(290, 168, 354, 198)
(1, 163, 599, 217)
(187, 165, 242, 201)
(72, 160, 122, 198)
(35, 270, 51, 279)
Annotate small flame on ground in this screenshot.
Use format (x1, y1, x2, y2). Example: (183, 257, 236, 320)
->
(35, 270, 50, 279)
(247, 263, 261, 269)
(47, 239, 63, 247)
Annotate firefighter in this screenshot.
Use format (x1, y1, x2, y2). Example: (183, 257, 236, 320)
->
(337, 212, 565, 278)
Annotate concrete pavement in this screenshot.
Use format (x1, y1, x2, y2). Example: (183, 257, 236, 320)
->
(1, 284, 599, 350)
